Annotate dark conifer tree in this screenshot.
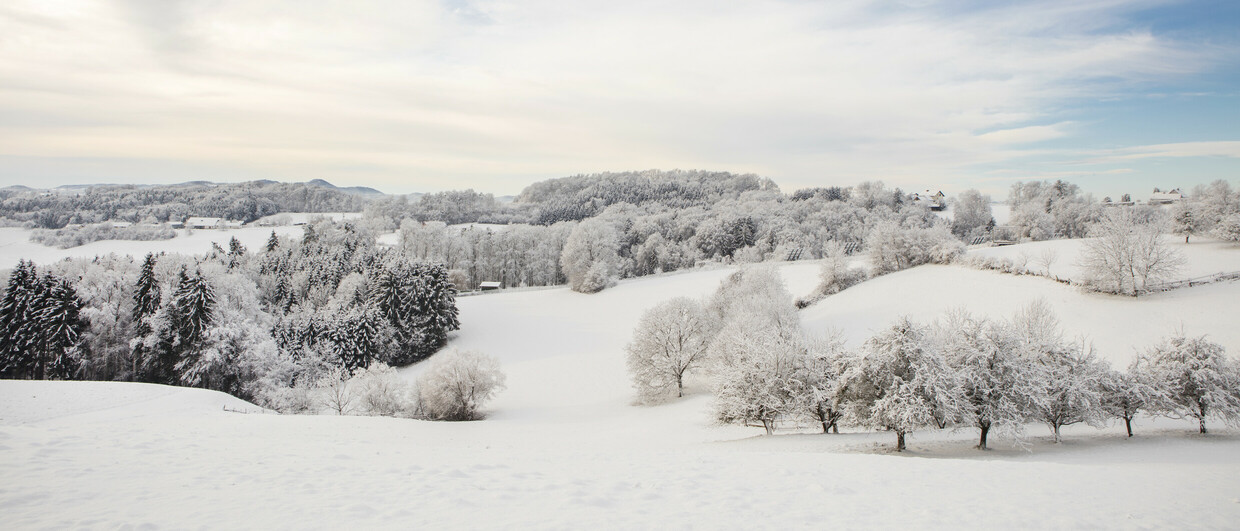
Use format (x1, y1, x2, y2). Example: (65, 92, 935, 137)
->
(0, 261, 39, 378)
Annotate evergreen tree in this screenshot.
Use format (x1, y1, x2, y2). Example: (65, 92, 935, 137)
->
(35, 276, 87, 379)
(369, 260, 459, 364)
(132, 254, 162, 323)
(266, 230, 280, 252)
(0, 261, 39, 378)
(174, 268, 216, 347)
(227, 237, 246, 269)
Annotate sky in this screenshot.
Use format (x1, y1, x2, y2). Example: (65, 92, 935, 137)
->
(1, 0, 1238, 200)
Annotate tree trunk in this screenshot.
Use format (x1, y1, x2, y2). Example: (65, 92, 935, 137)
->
(832, 423, 839, 434)
(896, 430, 906, 452)
(676, 376, 683, 398)
(1124, 416, 1133, 438)
(821, 420, 830, 434)
(762, 419, 774, 436)
(1052, 423, 1062, 443)
(1199, 417, 1208, 434)
(977, 423, 990, 450)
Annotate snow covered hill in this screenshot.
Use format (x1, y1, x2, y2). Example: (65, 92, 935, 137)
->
(0, 226, 303, 269)
(3, 240, 1240, 528)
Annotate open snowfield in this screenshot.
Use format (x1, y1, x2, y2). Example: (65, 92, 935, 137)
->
(0, 226, 303, 270)
(3, 239, 1240, 528)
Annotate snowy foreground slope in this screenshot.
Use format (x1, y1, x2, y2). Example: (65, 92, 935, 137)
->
(4, 242, 1240, 529)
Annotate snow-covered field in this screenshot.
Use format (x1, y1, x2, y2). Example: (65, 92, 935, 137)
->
(0, 226, 303, 269)
(3, 239, 1240, 528)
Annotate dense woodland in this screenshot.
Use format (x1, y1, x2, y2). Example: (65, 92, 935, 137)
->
(0, 180, 371, 228)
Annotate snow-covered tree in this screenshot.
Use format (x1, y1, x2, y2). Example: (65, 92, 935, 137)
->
(1171, 200, 1198, 243)
(935, 311, 1037, 450)
(351, 363, 417, 417)
(34, 276, 88, 380)
(1080, 208, 1184, 295)
(1212, 213, 1240, 244)
(950, 189, 994, 239)
(417, 349, 507, 421)
(1100, 363, 1166, 437)
(808, 242, 866, 302)
(792, 333, 847, 434)
(626, 297, 714, 402)
(839, 317, 966, 451)
(560, 219, 621, 293)
(1137, 334, 1240, 434)
(369, 260, 460, 364)
(0, 262, 87, 380)
(1029, 342, 1108, 443)
(712, 315, 807, 435)
(706, 267, 798, 338)
(0, 260, 40, 378)
(866, 221, 964, 274)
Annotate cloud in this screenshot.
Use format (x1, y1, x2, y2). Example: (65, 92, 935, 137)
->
(0, 0, 1232, 194)
(1092, 141, 1240, 161)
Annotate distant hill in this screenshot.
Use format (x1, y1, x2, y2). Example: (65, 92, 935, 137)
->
(306, 179, 385, 197)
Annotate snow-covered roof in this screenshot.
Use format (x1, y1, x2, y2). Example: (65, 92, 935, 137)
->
(185, 217, 223, 226)
(478, 281, 502, 288)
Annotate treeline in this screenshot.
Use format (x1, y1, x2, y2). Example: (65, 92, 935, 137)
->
(0, 219, 459, 408)
(375, 179, 989, 292)
(628, 269, 1240, 451)
(0, 180, 370, 228)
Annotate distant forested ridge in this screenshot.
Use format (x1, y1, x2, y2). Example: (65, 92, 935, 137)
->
(0, 180, 373, 228)
(516, 169, 779, 224)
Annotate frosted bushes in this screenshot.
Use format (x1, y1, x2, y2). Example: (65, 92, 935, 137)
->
(259, 350, 507, 421)
(416, 349, 507, 421)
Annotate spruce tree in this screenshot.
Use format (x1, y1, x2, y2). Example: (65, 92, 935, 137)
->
(0, 261, 39, 378)
(266, 230, 280, 253)
(36, 276, 87, 380)
(174, 268, 215, 347)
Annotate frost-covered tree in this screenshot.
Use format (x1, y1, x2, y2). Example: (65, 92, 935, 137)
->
(1170, 200, 1198, 244)
(935, 311, 1037, 450)
(1080, 208, 1184, 295)
(417, 349, 507, 421)
(706, 267, 798, 338)
(1100, 363, 1165, 438)
(806, 242, 866, 303)
(626, 297, 714, 402)
(351, 363, 417, 417)
(950, 189, 994, 239)
(866, 221, 964, 274)
(793, 334, 846, 434)
(712, 315, 807, 435)
(560, 219, 621, 293)
(1137, 334, 1240, 434)
(1029, 342, 1107, 442)
(840, 318, 966, 451)
(1212, 213, 1240, 244)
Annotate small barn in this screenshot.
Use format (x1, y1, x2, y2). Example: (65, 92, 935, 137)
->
(478, 281, 502, 291)
(185, 217, 224, 229)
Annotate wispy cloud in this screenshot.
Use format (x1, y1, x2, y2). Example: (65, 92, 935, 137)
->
(0, 0, 1233, 194)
